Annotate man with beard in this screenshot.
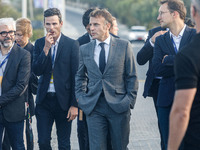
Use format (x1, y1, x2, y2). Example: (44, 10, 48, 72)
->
(0, 18, 31, 149)
(168, 0, 200, 149)
(33, 8, 79, 150)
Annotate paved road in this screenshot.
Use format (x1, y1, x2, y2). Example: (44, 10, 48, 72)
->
(32, 5, 161, 150)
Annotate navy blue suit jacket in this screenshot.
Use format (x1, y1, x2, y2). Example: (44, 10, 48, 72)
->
(33, 33, 79, 111)
(152, 26, 196, 107)
(77, 33, 90, 46)
(137, 26, 165, 98)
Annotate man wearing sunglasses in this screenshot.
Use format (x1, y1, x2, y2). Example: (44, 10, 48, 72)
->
(0, 18, 31, 149)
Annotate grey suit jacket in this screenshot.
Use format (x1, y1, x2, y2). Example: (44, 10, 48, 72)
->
(75, 36, 138, 115)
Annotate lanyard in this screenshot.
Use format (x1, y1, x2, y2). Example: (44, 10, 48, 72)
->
(0, 52, 10, 68)
(52, 45, 56, 67)
(171, 37, 178, 53)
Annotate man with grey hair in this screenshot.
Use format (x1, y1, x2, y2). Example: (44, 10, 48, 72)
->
(0, 18, 31, 149)
(168, 0, 200, 149)
(75, 8, 138, 150)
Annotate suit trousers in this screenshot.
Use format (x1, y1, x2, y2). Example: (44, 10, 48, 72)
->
(35, 94, 72, 150)
(0, 109, 25, 150)
(77, 108, 89, 150)
(149, 79, 165, 150)
(86, 95, 130, 150)
(77, 108, 113, 150)
(157, 106, 171, 150)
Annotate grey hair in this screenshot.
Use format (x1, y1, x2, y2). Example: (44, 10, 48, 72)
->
(192, 0, 200, 13)
(0, 18, 16, 30)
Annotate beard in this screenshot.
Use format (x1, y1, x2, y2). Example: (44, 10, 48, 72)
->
(0, 37, 13, 48)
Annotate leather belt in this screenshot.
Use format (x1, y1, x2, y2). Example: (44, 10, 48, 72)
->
(46, 92, 56, 98)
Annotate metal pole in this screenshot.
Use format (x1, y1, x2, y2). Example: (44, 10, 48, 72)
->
(22, 0, 27, 18)
(44, 0, 48, 35)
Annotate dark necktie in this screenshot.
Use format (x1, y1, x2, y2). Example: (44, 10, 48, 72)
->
(99, 43, 106, 73)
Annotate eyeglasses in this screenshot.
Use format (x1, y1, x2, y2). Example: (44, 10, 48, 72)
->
(158, 11, 170, 17)
(0, 31, 15, 37)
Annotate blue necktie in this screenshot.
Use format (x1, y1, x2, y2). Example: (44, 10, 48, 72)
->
(52, 45, 56, 67)
(99, 43, 106, 73)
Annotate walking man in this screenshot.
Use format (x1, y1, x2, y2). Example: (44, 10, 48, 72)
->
(75, 8, 138, 150)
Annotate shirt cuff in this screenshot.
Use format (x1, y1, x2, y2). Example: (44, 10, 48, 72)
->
(149, 38, 154, 47)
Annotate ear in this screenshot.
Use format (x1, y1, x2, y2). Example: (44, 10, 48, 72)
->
(60, 21, 63, 27)
(191, 5, 196, 17)
(173, 11, 179, 18)
(107, 22, 111, 30)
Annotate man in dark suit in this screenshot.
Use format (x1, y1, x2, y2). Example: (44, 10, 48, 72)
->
(33, 8, 79, 150)
(0, 18, 31, 149)
(168, 0, 200, 149)
(77, 8, 94, 150)
(152, 0, 196, 149)
(75, 8, 138, 150)
(137, 26, 167, 150)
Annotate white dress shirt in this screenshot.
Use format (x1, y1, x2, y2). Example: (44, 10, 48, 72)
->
(47, 34, 61, 93)
(94, 36, 111, 67)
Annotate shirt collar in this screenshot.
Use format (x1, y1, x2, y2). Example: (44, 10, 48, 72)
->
(53, 33, 61, 47)
(96, 35, 111, 46)
(170, 24, 186, 38)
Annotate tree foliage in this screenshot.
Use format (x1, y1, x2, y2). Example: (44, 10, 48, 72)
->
(72, 0, 191, 29)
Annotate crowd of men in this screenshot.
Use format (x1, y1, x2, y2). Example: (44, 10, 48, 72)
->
(0, 0, 199, 150)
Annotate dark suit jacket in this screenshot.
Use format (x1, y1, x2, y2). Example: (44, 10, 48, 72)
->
(77, 33, 90, 46)
(23, 42, 36, 116)
(137, 26, 165, 98)
(75, 36, 138, 115)
(0, 43, 31, 122)
(33, 33, 79, 111)
(152, 26, 196, 107)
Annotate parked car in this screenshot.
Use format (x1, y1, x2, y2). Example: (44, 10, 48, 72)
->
(128, 26, 148, 42)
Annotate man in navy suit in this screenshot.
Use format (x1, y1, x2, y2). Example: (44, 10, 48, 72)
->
(137, 26, 167, 150)
(33, 8, 79, 150)
(152, 0, 196, 149)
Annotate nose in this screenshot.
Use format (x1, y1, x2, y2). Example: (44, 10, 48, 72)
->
(90, 25, 94, 31)
(157, 14, 161, 20)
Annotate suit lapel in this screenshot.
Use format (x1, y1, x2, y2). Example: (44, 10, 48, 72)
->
(3, 44, 16, 76)
(54, 34, 63, 65)
(104, 37, 116, 74)
(89, 40, 102, 74)
(165, 32, 176, 55)
(179, 26, 191, 50)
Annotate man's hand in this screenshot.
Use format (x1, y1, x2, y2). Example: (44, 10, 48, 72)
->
(67, 106, 78, 121)
(151, 30, 168, 44)
(162, 55, 168, 63)
(43, 32, 54, 56)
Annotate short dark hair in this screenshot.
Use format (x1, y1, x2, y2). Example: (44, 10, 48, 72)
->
(44, 8, 62, 23)
(82, 8, 96, 27)
(160, 0, 186, 20)
(184, 17, 195, 27)
(90, 8, 113, 25)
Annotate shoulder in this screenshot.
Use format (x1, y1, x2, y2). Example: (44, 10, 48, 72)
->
(179, 33, 200, 59)
(12, 44, 30, 57)
(77, 33, 90, 45)
(150, 26, 165, 35)
(35, 36, 45, 46)
(60, 34, 78, 45)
